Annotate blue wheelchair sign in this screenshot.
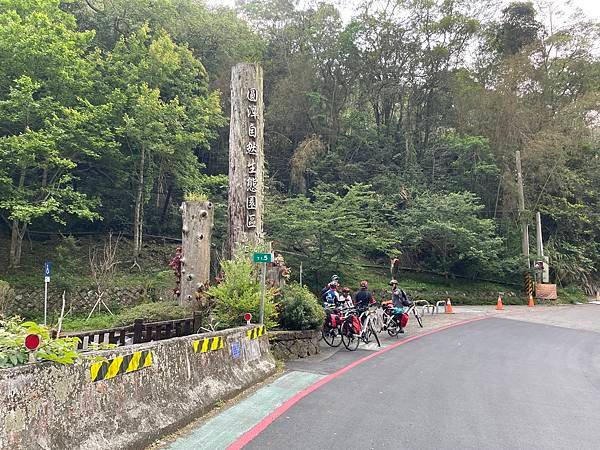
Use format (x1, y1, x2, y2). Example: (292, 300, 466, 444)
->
(44, 261, 51, 277)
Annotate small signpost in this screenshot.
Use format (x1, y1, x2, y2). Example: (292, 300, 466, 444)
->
(43, 261, 51, 325)
(253, 253, 273, 324)
(25, 333, 41, 364)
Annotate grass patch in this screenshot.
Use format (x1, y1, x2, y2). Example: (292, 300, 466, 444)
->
(53, 301, 190, 332)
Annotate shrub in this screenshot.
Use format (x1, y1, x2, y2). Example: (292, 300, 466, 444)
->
(278, 283, 324, 331)
(0, 317, 80, 368)
(208, 254, 278, 328)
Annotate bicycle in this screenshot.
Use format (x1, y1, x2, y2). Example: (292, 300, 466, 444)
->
(405, 301, 423, 328)
(381, 303, 402, 337)
(341, 305, 381, 351)
(321, 306, 344, 347)
(197, 317, 220, 334)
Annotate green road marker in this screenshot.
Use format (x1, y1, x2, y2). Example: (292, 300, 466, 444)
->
(168, 370, 324, 450)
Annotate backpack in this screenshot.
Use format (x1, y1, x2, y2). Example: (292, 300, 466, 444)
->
(400, 290, 413, 307)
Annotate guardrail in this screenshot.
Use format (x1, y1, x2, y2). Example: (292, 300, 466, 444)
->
(54, 312, 202, 350)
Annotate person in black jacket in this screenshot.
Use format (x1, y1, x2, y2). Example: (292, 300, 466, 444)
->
(354, 280, 374, 311)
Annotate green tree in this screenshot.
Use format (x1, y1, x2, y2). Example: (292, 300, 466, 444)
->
(397, 192, 503, 277)
(100, 25, 224, 262)
(0, 1, 103, 267)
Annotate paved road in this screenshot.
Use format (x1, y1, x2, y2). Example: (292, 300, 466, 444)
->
(246, 318, 600, 450)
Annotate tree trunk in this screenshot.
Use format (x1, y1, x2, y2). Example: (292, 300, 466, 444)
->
(180, 200, 214, 305)
(9, 220, 25, 268)
(227, 63, 265, 257)
(9, 168, 27, 268)
(133, 145, 145, 263)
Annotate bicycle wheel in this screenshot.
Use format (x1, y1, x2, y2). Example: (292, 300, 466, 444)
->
(387, 317, 400, 337)
(413, 309, 423, 328)
(369, 322, 381, 347)
(341, 320, 359, 351)
(322, 324, 342, 347)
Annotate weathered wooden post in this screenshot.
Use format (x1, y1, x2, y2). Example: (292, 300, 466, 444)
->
(227, 63, 265, 257)
(180, 200, 214, 305)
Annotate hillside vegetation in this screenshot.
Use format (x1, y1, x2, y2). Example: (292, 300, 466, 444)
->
(1, 0, 598, 300)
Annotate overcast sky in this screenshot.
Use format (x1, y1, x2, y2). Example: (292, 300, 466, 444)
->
(208, 0, 600, 22)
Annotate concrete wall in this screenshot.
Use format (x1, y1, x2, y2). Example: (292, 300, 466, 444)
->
(0, 326, 276, 450)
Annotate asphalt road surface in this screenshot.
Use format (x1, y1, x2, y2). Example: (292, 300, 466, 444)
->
(245, 318, 600, 450)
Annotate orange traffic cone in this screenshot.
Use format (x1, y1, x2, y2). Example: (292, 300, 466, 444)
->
(528, 294, 535, 308)
(445, 298, 454, 314)
(496, 294, 504, 310)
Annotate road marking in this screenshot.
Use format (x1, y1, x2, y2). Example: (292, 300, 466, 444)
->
(228, 316, 489, 450)
(167, 370, 323, 450)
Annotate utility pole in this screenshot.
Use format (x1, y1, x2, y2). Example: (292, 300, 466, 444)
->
(516, 151, 530, 269)
(535, 212, 544, 258)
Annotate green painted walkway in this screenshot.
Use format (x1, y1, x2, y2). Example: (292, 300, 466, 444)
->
(168, 370, 323, 450)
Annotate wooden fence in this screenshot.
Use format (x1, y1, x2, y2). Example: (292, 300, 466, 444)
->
(56, 312, 202, 351)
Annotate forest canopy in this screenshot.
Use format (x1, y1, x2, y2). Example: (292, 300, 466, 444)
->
(0, 0, 598, 293)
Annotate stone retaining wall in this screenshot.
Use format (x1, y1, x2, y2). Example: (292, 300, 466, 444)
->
(6, 285, 172, 317)
(269, 329, 320, 360)
(0, 326, 276, 449)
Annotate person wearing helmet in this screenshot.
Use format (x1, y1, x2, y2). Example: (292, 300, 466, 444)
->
(339, 287, 354, 308)
(321, 274, 341, 302)
(354, 280, 374, 311)
(390, 279, 402, 309)
(323, 280, 340, 307)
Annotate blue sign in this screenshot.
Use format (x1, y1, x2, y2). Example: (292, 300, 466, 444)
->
(44, 261, 51, 277)
(230, 341, 241, 359)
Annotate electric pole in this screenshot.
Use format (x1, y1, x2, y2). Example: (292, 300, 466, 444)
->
(516, 151, 530, 269)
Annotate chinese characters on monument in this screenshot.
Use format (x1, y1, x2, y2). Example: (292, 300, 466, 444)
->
(246, 87, 259, 229)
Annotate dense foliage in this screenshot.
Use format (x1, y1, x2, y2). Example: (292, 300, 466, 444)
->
(0, 0, 598, 295)
(208, 254, 278, 328)
(278, 283, 324, 331)
(0, 316, 80, 368)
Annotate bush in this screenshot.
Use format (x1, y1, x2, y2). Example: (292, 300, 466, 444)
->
(278, 283, 324, 331)
(0, 317, 80, 368)
(208, 254, 278, 328)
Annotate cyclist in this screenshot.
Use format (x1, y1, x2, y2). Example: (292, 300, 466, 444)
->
(354, 280, 376, 317)
(339, 287, 354, 308)
(321, 274, 340, 302)
(323, 280, 341, 307)
(390, 279, 413, 333)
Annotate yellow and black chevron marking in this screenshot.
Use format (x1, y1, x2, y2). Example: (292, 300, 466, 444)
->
(524, 272, 534, 297)
(90, 350, 153, 382)
(192, 336, 224, 353)
(246, 325, 266, 340)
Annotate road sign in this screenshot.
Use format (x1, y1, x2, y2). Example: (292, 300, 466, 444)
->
(253, 252, 273, 263)
(24, 334, 40, 351)
(43, 261, 51, 325)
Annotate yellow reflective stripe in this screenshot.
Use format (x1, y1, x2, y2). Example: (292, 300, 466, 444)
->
(193, 340, 200, 353)
(201, 338, 210, 353)
(105, 356, 123, 380)
(143, 352, 153, 367)
(126, 352, 142, 373)
(219, 337, 224, 349)
(90, 362, 103, 382)
(210, 337, 219, 351)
